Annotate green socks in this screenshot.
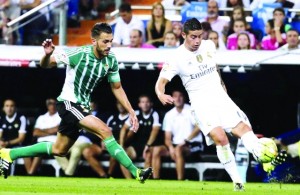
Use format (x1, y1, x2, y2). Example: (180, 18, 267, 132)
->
(10, 142, 53, 160)
(104, 136, 138, 177)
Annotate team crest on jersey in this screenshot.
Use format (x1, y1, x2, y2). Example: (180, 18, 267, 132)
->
(162, 63, 171, 71)
(196, 54, 203, 63)
(207, 52, 212, 58)
(14, 123, 19, 129)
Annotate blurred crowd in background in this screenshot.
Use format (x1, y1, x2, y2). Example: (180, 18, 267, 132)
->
(0, 0, 299, 51)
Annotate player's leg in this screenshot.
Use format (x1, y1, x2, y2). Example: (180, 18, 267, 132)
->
(209, 127, 244, 187)
(120, 146, 137, 179)
(232, 121, 287, 173)
(152, 145, 169, 179)
(82, 144, 107, 177)
(174, 145, 190, 180)
(64, 142, 91, 176)
(79, 115, 152, 182)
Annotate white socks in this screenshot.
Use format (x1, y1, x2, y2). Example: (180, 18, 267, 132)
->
(240, 131, 259, 154)
(216, 144, 242, 183)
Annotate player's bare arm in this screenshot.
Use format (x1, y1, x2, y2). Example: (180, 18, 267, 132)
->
(155, 77, 174, 105)
(110, 82, 139, 132)
(40, 39, 57, 68)
(216, 64, 227, 92)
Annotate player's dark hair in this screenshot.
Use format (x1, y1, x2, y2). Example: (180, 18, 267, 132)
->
(119, 2, 132, 12)
(91, 23, 112, 38)
(273, 7, 285, 16)
(183, 18, 202, 34)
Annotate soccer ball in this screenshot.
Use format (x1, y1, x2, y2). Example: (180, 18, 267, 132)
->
(252, 138, 278, 163)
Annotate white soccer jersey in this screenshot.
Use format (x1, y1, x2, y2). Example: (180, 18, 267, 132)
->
(159, 40, 226, 105)
(159, 40, 250, 145)
(162, 104, 202, 144)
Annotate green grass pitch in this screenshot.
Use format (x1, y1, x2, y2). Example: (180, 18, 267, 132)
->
(0, 176, 299, 195)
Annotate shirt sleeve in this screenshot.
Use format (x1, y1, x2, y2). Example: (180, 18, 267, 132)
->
(107, 56, 121, 83)
(106, 115, 114, 127)
(113, 21, 122, 45)
(162, 112, 172, 132)
(19, 116, 27, 134)
(159, 59, 178, 81)
(152, 111, 161, 127)
(53, 47, 82, 68)
(34, 116, 43, 129)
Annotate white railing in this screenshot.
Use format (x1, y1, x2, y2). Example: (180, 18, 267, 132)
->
(6, 0, 67, 45)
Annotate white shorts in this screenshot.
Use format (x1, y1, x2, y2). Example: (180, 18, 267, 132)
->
(191, 100, 251, 146)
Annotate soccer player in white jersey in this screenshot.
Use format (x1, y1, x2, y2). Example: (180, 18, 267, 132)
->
(0, 23, 152, 182)
(155, 18, 286, 191)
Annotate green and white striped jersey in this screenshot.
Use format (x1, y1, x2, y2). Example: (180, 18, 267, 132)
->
(54, 45, 120, 108)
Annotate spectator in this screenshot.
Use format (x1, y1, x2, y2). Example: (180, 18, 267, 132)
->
(204, 0, 228, 42)
(162, 0, 190, 15)
(25, 98, 61, 175)
(261, 19, 286, 50)
(278, 29, 300, 51)
(83, 101, 129, 178)
(0, 99, 30, 172)
(208, 30, 227, 50)
(19, 0, 50, 45)
(129, 29, 155, 48)
(273, 7, 291, 33)
(120, 95, 164, 179)
(159, 31, 178, 48)
(201, 21, 212, 40)
(172, 22, 184, 45)
(227, 19, 257, 49)
(152, 90, 203, 180)
(237, 32, 251, 49)
(79, 0, 101, 20)
(226, 6, 247, 37)
(146, 2, 172, 48)
(113, 2, 145, 47)
(219, 0, 250, 8)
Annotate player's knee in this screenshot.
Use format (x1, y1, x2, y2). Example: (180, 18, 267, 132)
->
(52, 144, 69, 156)
(210, 128, 229, 146)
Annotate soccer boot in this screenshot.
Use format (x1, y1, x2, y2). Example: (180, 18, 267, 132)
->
(0, 148, 12, 179)
(136, 167, 153, 184)
(263, 150, 287, 173)
(233, 183, 245, 191)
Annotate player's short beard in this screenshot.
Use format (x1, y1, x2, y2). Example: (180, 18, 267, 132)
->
(96, 43, 107, 57)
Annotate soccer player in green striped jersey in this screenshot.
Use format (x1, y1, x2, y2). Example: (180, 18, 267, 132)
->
(0, 23, 152, 182)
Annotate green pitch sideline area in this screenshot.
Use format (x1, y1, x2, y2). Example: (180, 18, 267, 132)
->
(0, 177, 299, 195)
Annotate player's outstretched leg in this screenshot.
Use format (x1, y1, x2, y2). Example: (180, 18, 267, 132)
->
(103, 136, 152, 183)
(235, 123, 288, 174)
(0, 142, 53, 179)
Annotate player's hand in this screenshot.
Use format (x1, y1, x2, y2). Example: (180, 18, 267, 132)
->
(158, 94, 174, 106)
(42, 39, 55, 56)
(129, 112, 139, 133)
